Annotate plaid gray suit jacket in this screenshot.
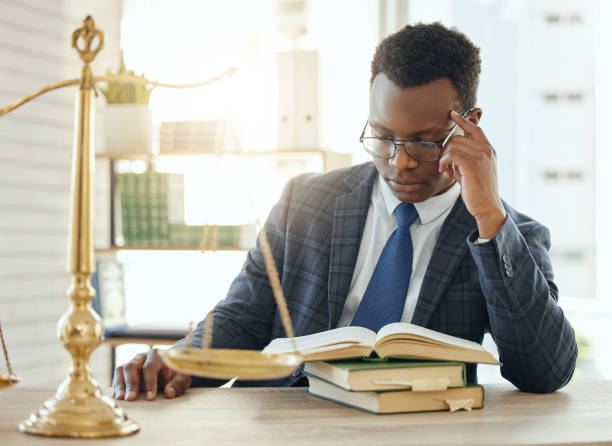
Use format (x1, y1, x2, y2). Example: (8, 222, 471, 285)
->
(185, 162, 577, 393)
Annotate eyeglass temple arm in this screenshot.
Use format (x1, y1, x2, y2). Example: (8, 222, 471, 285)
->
(441, 107, 477, 147)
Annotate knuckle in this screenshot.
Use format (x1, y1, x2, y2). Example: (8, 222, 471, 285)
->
(124, 362, 139, 374)
(175, 373, 192, 388)
(143, 353, 161, 371)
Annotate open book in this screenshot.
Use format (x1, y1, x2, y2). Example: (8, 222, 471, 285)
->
(262, 322, 498, 364)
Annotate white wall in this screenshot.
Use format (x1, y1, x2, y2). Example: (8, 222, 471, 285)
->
(306, 0, 379, 159)
(594, 0, 612, 304)
(0, 0, 120, 386)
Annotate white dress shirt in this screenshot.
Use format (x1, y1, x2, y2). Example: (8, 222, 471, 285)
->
(336, 176, 461, 327)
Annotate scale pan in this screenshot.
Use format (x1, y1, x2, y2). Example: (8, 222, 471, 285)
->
(0, 373, 20, 389)
(158, 348, 302, 381)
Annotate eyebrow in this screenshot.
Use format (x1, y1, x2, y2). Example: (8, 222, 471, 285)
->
(369, 121, 449, 139)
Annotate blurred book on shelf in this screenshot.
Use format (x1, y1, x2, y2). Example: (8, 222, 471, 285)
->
(91, 258, 127, 330)
(116, 171, 256, 249)
(159, 120, 244, 154)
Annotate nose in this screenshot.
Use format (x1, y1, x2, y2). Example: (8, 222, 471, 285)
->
(390, 143, 419, 170)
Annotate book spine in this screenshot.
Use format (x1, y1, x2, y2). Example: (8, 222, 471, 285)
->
(159, 173, 169, 247)
(118, 173, 137, 246)
(148, 171, 160, 247)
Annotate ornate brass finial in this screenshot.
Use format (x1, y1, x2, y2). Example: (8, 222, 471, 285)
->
(71, 15, 104, 64)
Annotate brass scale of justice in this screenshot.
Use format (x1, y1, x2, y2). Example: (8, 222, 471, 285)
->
(0, 16, 302, 438)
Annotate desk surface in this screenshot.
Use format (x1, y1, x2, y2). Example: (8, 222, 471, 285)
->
(1, 380, 611, 446)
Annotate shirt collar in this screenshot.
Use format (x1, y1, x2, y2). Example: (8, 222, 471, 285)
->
(378, 175, 461, 225)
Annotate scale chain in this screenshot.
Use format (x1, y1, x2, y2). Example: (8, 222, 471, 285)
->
(0, 321, 15, 376)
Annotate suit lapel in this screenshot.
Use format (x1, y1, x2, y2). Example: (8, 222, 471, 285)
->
(327, 163, 377, 329)
(411, 196, 477, 327)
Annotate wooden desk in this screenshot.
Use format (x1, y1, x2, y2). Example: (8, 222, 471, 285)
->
(1, 380, 611, 446)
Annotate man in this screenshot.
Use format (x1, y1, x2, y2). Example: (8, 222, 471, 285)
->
(113, 23, 577, 401)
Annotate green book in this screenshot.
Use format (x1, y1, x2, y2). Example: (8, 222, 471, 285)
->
(147, 171, 160, 247)
(145, 172, 170, 247)
(158, 173, 170, 247)
(117, 172, 139, 246)
(303, 359, 466, 392)
(117, 171, 176, 248)
(306, 376, 484, 415)
(134, 172, 150, 247)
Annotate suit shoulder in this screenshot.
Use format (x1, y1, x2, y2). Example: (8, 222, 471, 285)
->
(288, 162, 376, 200)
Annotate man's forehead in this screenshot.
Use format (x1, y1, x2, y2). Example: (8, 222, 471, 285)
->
(369, 73, 459, 133)
(368, 119, 450, 137)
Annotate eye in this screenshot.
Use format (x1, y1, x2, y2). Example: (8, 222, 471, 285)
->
(367, 123, 394, 140)
(372, 131, 393, 140)
(421, 134, 448, 144)
(416, 138, 439, 144)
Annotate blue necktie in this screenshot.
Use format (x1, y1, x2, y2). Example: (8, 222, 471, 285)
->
(351, 202, 419, 331)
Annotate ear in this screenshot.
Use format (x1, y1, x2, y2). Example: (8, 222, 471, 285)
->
(469, 107, 483, 125)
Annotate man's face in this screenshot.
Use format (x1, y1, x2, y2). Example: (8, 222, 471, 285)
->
(368, 73, 469, 203)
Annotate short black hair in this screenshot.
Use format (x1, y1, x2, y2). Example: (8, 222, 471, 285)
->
(371, 22, 481, 111)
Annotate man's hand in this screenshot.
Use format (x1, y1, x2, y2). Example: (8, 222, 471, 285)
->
(439, 110, 506, 239)
(112, 348, 192, 401)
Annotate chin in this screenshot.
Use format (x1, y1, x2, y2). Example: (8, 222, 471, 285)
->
(391, 188, 432, 203)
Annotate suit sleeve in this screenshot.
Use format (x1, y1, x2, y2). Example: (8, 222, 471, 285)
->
(467, 214, 578, 393)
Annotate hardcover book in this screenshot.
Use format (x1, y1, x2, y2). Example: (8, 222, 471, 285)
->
(303, 359, 466, 392)
(307, 375, 484, 414)
(262, 322, 498, 364)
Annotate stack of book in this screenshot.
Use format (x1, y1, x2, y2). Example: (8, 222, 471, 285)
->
(262, 323, 497, 414)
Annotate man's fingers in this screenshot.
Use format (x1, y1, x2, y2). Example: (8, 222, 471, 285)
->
(450, 110, 486, 141)
(123, 353, 147, 401)
(439, 149, 474, 174)
(159, 364, 175, 383)
(112, 365, 126, 400)
(450, 135, 496, 157)
(164, 372, 192, 399)
(142, 349, 163, 401)
(439, 136, 495, 174)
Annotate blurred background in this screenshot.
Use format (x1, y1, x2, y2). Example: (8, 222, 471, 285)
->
(0, 0, 609, 386)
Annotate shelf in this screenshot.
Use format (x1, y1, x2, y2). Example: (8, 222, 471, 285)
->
(95, 149, 352, 172)
(96, 245, 250, 253)
(97, 148, 333, 160)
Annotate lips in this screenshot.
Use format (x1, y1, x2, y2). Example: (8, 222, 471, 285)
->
(390, 179, 421, 186)
(388, 179, 424, 193)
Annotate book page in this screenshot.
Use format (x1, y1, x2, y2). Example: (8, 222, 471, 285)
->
(375, 322, 489, 352)
(262, 326, 376, 355)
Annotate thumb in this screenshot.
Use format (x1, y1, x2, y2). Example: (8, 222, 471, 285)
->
(164, 372, 192, 399)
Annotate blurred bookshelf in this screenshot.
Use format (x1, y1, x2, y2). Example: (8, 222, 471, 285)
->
(95, 148, 352, 253)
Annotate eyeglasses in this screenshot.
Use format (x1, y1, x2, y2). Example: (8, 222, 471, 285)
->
(359, 109, 474, 162)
